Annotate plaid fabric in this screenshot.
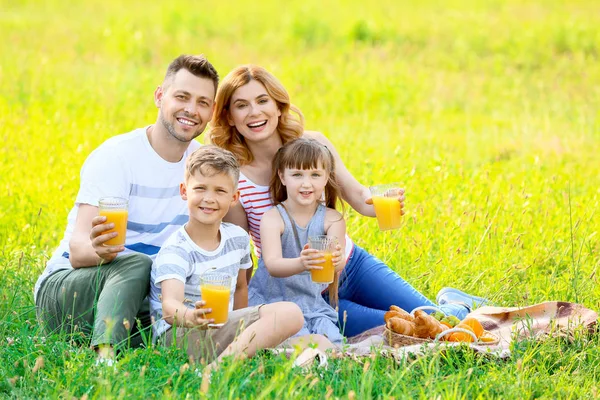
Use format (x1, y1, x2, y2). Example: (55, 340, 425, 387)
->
(344, 301, 598, 359)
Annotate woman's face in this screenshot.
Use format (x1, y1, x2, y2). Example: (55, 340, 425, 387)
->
(227, 79, 281, 143)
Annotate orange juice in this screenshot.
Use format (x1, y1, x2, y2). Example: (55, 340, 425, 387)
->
(201, 284, 231, 324)
(311, 252, 334, 284)
(372, 196, 402, 231)
(99, 208, 128, 245)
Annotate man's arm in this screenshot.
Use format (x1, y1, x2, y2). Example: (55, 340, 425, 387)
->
(233, 270, 248, 310)
(68, 204, 124, 268)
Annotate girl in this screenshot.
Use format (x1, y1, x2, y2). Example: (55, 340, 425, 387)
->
(248, 138, 345, 346)
(209, 65, 489, 337)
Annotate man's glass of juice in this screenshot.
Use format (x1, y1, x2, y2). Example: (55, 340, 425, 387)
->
(98, 197, 129, 246)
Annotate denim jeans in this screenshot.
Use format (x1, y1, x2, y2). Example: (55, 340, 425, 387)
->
(323, 245, 468, 337)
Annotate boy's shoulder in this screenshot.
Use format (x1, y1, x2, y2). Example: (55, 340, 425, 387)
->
(156, 227, 190, 255)
(220, 222, 250, 242)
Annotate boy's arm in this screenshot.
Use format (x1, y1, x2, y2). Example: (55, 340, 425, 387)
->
(233, 270, 248, 310)
(261, 209, 324, 277)
(161, 279, 213, 327)
(325, 208, 347, 272)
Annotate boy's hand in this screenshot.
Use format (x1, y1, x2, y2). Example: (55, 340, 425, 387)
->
(365, 187, 406, 215)
(332, 244, 344, 272)
(186, 300, 215, 329)
(300, 244, 324, 271)
(90, 215, 125, 262)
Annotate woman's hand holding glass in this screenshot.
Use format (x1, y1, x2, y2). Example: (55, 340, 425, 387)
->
(365, 187, 406, 215)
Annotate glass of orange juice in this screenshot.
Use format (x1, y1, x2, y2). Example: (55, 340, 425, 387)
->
(370, 183, 402, 231)
(308, 236, 337, 284)
(200, 271, 232, 326)
(98, 197, 129, 246)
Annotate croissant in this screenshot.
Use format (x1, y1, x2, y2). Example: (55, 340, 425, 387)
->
(389, 305, 411, 316)
(384, 310, 414, 323)
(413, 310, 444, 339)
(387, 317, 416, 336)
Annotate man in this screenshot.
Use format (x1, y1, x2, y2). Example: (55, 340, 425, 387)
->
(34, 54, 219, 362)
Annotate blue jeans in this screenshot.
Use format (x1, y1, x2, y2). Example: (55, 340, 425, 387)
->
(323, 245, 468, 337)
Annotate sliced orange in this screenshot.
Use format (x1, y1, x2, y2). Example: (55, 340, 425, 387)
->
(460, 317, 484, 338)
(448, 324, 475, 342)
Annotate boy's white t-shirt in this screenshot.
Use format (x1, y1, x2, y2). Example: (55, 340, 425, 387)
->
(149, 223, 252, 338)
(34, 127, 200, 301)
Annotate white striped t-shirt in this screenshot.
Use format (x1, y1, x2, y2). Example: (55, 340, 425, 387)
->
(149, 223, 252, 337)
(34, 127, 200, 301)
(237, 172, 354, 259)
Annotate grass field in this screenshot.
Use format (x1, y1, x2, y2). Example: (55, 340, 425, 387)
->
(1, 0, 599, 398)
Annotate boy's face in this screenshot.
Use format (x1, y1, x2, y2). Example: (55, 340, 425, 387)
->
(180, 169, 239, 228)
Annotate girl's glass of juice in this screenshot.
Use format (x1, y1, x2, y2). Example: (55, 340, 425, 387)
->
(98, 197, 129, 246)
(200, 271, 232, 325)
(308, 235, 337, 284)
(369, 183, 402, 231)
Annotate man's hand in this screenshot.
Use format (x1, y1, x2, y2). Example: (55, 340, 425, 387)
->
(90, 215, 125, 263)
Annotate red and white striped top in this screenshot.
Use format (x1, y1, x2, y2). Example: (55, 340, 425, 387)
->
(238, 172, 354, 259)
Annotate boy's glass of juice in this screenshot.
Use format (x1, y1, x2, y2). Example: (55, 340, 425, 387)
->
(200, 271, 232, 326)
(98, 197, 129, 246)
(308, 235, 337, 284)
(369, 183, 403, 231)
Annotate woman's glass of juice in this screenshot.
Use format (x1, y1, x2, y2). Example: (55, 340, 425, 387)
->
(98, 197, 129, 246)
(308, 235, 337, 284)
(200, 271, 232, 325)
(369, 183, 403, 231)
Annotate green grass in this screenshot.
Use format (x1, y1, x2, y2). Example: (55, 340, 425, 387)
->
(1, 0, 599, 397)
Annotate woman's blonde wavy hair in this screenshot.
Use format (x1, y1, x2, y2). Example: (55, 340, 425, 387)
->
(209, 65, 304, 165)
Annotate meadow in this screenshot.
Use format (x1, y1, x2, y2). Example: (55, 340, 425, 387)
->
(1, 0, 599, 398)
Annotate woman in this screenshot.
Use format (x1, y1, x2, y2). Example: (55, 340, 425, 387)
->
(209, 65, 487, 337)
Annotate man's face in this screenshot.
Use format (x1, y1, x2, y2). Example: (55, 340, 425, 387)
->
(155, 69, 216, 143)
(180, 169, 239, 228)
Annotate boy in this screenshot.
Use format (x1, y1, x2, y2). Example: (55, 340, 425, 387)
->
(149, 145, 303, 363)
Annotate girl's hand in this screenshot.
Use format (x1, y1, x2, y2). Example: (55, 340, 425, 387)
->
(365, 187, 406, 215)
(186, 300, 214, 329)
(331, 244, 344, 272)
(300, 244, 325, 271)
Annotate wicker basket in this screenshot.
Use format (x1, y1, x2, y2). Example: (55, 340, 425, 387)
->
(384, 327, 500, 347)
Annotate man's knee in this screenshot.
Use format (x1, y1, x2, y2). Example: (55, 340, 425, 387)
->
(116, 253, 152, 280)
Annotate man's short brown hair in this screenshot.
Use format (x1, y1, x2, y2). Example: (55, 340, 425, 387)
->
(185, 145, 240, 187)
(164, 54, 219, 94)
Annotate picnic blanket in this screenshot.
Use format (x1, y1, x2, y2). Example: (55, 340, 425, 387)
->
(342, 301, 598, 360)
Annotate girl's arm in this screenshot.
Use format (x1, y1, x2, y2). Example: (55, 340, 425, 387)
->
(325, 208, 347, 271)
(304, 130, 405, 217)
(223, 201, 254, 283)
(161, 279, 213, 328)
(260, 208, 323, 277)
(233, 269, 248, 310)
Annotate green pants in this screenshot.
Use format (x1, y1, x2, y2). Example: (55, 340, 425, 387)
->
(36, 253, 152, 349)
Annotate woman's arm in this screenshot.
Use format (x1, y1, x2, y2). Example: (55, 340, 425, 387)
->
(304, 131, 405, 217)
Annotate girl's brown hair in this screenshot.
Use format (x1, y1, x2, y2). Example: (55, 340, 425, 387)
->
(209, 65, 304, 165)
(270, 137, 343, 307)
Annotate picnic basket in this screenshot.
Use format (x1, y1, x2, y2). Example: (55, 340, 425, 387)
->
(384, 306, 500, 347)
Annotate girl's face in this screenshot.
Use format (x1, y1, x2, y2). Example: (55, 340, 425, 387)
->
(227, 79, 281, 143)
(279, 163, 329, 207)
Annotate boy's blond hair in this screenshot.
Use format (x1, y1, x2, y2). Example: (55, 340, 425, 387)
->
(185, 145, 240, 187)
